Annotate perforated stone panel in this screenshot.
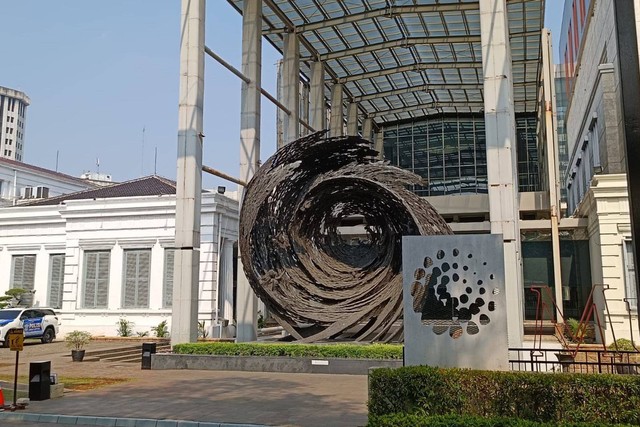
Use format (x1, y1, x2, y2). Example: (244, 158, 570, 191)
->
(403, 235, 509, 370)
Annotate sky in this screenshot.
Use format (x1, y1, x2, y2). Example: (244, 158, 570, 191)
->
(1, 1, 565, 189)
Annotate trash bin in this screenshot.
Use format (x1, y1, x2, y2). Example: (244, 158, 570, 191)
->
(141, 342, 156, 370)
(29, 361, 51, 401)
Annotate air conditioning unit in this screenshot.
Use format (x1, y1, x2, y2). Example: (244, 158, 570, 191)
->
(36, 186, 49, 199)
(22, 186, 33, 199)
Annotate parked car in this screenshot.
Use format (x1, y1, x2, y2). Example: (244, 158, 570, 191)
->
(0, 307, 60, 347)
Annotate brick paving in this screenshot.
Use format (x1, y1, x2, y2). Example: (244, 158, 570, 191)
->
(0, 341, 369, 427)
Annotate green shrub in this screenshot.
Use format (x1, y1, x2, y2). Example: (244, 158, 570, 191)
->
(116, 318, 134, 337)
(151, 320, 169, 338)
(367, 414, 632, 427)
(608, 338, 638, 352)
(173, 342, 402, 359)
(368, 366, 640, 425)
(197, 321, 208, 339)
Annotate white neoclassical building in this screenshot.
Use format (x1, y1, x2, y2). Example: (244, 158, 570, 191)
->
(0, 176, 239, 338)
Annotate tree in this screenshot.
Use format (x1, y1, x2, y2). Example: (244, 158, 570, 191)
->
(0, 288, 31, 309)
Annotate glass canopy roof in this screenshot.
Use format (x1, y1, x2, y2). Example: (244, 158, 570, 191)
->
(227, 0, 545, 126)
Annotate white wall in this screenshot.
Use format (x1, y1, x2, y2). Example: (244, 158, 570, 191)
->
(578, 174, 638, 344)
(0, 161, 97, 204)
(0, 193, 239, 338)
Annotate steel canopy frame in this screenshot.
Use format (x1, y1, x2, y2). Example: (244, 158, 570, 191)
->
(226, 0, 544, 126)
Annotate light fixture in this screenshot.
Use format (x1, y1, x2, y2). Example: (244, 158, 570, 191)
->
(217, 186, 226, 194)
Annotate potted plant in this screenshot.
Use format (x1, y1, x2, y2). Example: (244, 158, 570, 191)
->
(65, 330, 92, 362)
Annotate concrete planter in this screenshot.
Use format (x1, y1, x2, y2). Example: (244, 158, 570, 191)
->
(151, 353, 401, 375)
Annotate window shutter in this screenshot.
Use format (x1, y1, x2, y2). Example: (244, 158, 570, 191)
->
(84, 252, 97, 308)
(137, 251, 150, 308)
(11, 256, 24, 287)
(625, 241, 637, 306)
(48, 254, 65, 309)
(83, 251, 110, 308)
(163, 249, 175, 308)
(123, 251, 137, 308)
(96, 252, 110, 308)
(11, 255, 36, 306)
(123, 250, 150, 308)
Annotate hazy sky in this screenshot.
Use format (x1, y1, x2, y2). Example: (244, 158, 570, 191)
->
(1, 1, 564, 189)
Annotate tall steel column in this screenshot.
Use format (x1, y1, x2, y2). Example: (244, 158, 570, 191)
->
(282, 32, 300, 144)
(347, 102, 359, 135)
(330, 83, 344, 137)
(237, 0, 262, 342)
(479, 0, 523, 347)
(172, 0, 205, 345)
(541, 29, 563, 322)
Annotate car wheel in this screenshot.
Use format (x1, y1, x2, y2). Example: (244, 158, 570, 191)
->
(41, 327, 55, 344)
(1, 339, 8, 348)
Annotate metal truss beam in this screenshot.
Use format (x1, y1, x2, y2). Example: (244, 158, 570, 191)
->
(337, 56, 539, 83)
(370, 102, 485, 118)
(338, 62, 481, 83)
(296, 3, 480, 33)
(355, 83, 479, 102)
(306, 36, 481, 62)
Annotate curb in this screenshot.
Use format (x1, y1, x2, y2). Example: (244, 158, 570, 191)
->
(0, 412, 268, 427)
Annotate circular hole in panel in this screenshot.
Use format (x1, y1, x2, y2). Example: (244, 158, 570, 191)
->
(424, 257, 433, 268)
(488, 301, 496, 312)
(449, 325, 463, 339)
(414, 268, 425, 280)
(480, 314, 490, 325)
(437, 250, 445, 260)
(467, 321, 480, 335)
(453, 248, 459, 256)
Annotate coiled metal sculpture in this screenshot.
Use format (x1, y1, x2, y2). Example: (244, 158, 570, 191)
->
(239, 131, 452, 342)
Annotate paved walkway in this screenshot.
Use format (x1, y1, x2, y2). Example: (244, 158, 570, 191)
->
(0, 342, 369, 427)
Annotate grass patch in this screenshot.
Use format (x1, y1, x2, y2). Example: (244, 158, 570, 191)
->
(173, 342, 403, 359)
(0, 374, 130, 391)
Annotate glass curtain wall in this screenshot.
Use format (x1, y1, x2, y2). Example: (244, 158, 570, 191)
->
(383, 114, 540, 196)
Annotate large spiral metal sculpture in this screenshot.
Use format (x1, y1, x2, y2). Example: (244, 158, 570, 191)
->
(239, 131, 452, 342)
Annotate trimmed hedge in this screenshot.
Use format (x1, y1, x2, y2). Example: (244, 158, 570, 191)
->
(173, 342, 402, 359)
(368, 366, 640, 425)
(368, 414, 632, 427)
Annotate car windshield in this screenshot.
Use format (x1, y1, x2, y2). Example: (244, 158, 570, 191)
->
(0, 310, 21, 320)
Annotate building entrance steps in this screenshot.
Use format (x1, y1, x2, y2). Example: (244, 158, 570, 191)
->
(83, 341, 171, 363)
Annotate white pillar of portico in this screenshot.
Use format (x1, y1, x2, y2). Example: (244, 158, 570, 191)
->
(330, 83, 344, 137)
(347, 102, 359, 135)
(282, 32, 300, 144)
(479, 0, 523, 347)
(236, 0, 262, 342)
(172, 0, 205, 345)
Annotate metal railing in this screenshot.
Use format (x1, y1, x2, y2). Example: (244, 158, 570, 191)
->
(509, 347, 640, 374)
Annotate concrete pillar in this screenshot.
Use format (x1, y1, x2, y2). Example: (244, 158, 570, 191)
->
(479, 0, 523, 347)
(282, 32, 300, 144)
(363, 117, 373, 142)
(222, 239, 235, 323)
(330, 83, 344, 137)
(276, 60, 284, 149)
(347, 102, 359, 135)
(310, 61, 326, 131)
(541, 29, 564, 321)
(172, 0, 205, 345)
(237, 0, 262, 342)
(373, 131, 383, 160)
(301, 83, 309, 135)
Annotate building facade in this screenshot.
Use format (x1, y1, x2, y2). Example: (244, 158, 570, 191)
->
(0, 176, 239, 338)
(561, 0, 640, 343)
(0, 86, 29, 162)
(0, 157, 100, 207)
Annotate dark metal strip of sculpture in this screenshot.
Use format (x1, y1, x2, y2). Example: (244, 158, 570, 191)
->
(239, 131, 452, 342)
